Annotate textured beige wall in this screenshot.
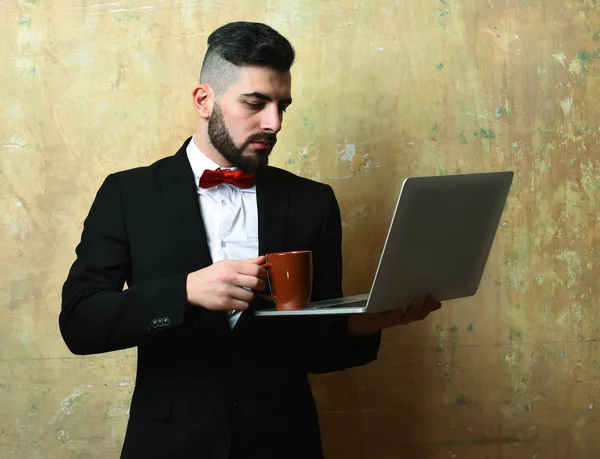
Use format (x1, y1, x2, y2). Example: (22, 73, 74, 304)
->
(1, 0, 599, 458)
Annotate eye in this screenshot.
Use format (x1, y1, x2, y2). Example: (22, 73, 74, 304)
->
(246, 102, 264, 110)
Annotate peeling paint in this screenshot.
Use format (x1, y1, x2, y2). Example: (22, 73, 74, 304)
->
(553, 51, 567, 66)
(560, 96, 574, 116)
(338, 141, 356, 162)
(557, 250, 584, 288)
(59, 389, 84, 417)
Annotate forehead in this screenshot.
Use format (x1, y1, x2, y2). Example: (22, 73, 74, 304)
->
(226, 66, 292, 100)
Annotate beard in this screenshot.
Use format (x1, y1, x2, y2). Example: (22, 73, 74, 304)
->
(208, 103, 276, 173)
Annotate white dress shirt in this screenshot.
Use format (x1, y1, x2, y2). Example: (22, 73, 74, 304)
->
(186, 136, 259, 328)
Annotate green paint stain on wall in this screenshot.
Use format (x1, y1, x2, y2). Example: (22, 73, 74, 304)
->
(594, 361, 600, 371)
(495, 106, 503, 117)
(437, 9, 450, 16)
(577, 51, 595, 62)
(450, 324, 458, 333)
(560, 350, 569, 359)
(510, 329, 524, 342)
(436, 63, 444, 70)
(302, 118, 315, 130)
(475, 128, 496, 139)
(467, 323, 474, 332)
(524, 404, 533, 411)
(443, 362, 451, 381)
(115, 13, 138, 22)
(456, 394, 467, 406)
(593, 30, 600, 40)
(19, 17, 32, 26)
(456, 131, 468, 144)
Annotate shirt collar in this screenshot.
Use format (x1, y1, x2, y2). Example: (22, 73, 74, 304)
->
(186, 135, 256, 193)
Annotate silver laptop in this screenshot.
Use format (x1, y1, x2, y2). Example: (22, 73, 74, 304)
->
(255, 170, 514, 316)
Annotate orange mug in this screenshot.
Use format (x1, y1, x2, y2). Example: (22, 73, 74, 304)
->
(258, 250, 313, 310)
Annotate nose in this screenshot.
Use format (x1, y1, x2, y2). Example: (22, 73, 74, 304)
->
(260, 104, 283, 134)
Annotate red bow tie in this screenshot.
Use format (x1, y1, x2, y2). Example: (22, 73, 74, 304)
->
(199, 169, 256, 189)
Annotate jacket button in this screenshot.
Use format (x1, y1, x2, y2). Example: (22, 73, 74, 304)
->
(157, 318, 163, 326)
(151, 319, 158, 329)
(231, 400, 238, 407)
(163, 317, 171, 326)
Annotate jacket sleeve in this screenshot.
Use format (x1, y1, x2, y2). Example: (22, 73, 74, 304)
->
(301, 184, 381, 374)
(60, 174, 206, 355)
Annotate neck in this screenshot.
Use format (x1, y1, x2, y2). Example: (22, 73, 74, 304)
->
(193, 130, 232, 168)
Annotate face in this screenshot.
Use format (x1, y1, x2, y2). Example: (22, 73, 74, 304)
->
(207, 66, 292, 173)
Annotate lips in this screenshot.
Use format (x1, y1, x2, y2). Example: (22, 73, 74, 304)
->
(250, 141, 275, 148)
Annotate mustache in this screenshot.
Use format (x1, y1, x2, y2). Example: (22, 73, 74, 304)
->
(246, 133, 277, 144)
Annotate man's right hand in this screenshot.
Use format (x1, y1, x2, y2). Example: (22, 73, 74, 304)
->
(185, 256, 268, 311)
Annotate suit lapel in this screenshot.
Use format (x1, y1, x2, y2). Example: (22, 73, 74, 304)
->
(159, 138, 213, 272)
(256, 167, 289, 256)
(234, 167, 290, 333)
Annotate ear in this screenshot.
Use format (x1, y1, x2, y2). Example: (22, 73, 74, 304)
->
(192, 84, 214, 120)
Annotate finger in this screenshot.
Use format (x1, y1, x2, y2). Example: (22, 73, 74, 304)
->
(426, 293, 438, 303)
(240, 255, 267, 265)
(416, 301, 442, 321)
(397, 307, 414, 325)
(236, 261, 268, 279)
(243, 256, 266, 265)
(422, 297, 442, 314)
(405, 297, 425, 321)
(235, 273, 267, 292)
(424, 293, 439, 310)
(229, 286, 256, 304)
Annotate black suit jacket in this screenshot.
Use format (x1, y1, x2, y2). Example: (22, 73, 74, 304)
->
(60, 138, 381, 459)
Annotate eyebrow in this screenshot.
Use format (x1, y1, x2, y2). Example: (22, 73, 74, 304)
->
(241, 92, 293, 105)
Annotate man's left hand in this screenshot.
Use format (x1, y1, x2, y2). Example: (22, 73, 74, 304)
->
(347, 294, 442, 336)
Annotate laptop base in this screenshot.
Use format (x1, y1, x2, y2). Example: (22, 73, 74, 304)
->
(253, 294, 369, 316)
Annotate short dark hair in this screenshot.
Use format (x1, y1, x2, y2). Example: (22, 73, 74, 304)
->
(199, 21, 295, 94)
(206, 21, 295, 71)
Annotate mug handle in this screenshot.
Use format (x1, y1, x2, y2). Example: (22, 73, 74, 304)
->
(256, 262, 276, 302)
